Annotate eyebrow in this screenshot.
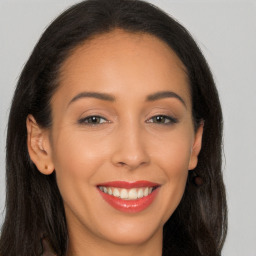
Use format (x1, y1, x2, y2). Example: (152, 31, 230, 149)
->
(68, 92, 116, 106)
(146, 91, 186, 108)
(68, 90, 186, 108)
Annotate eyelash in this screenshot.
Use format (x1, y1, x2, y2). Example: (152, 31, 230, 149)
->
(78, 115, 178, 126)
(147, 115, 178, 125)
(78, 116, 108, 125)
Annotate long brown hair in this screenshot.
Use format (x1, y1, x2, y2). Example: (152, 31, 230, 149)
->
(0, 0, 227, 255)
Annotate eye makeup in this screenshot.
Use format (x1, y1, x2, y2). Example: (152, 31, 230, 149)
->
(146, 115, 178, 125)
(77, 113, 178, 128)
(78, 115, 109, 125)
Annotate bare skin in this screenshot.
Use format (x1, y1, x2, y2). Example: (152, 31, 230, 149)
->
(27, 29, 203, 256)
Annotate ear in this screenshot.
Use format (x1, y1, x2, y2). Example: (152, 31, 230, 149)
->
(188, 122, 204, 170)
(26, 114, 54, 175)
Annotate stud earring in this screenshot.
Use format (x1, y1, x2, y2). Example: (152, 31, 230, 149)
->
(193, 175, 203, 186)
(190, 170, 204, 186)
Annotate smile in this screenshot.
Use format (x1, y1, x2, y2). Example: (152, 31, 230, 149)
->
(99, 186, 155, 200)
(97, 181, 160, 213)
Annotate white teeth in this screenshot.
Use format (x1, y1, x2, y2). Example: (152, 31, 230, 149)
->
(108, 187, 112, 195)
(143, 187, 149, 197)
(99, 186, 156, 200)
(113, 188, 120, 197)
(128, 188, 138, 199)
(120, 189, 128, 199)
(138, 188, 144, 198)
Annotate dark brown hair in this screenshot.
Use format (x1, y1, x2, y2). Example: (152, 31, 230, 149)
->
(0, 0, 227, 255)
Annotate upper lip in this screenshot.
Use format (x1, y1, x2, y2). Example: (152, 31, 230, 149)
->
(97, 180, 160, 189)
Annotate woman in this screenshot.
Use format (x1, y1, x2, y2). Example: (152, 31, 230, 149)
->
(0, 0, 227, 255)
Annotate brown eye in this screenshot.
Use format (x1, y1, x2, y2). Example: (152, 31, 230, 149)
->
(147, 115, 178, 125)
(78, 116, 108, 125)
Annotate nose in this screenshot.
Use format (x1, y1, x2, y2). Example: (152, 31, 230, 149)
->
(111, 123, 150, 170)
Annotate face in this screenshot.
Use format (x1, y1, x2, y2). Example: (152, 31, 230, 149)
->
(27, 29, 203, 251)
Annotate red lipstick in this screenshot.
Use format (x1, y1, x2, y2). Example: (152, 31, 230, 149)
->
(97, 180, 159, 188)
(97, 180, 160, 213)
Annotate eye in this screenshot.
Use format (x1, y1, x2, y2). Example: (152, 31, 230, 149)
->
(78, 115, 108, 125)
(147, 115, 178, 125)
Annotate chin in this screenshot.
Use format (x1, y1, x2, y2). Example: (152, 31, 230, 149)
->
(98, 218, 162, 246)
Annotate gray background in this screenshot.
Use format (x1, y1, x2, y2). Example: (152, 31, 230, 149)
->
(0, 0, 255, 255)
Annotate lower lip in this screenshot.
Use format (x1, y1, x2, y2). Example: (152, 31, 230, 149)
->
(98, 188, 159, 213)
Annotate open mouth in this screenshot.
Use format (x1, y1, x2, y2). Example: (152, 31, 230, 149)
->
(98, 186, 158, 200)
(97, 181, 160, 213)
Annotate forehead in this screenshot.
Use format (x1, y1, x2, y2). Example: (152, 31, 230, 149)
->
(60, 29, 187, 77)
(54, 29, 191, 108)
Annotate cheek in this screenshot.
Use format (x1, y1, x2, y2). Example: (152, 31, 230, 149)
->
(53, 128, 106, 170)
(153, 131, 192, 221)
(51, 130, 107, 201)
(153, 127, 193, 175)
(164, 142, 191, 176)
(159, 136, 191, 191)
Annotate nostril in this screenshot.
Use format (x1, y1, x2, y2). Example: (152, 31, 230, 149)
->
(118, 162, 125, 166)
